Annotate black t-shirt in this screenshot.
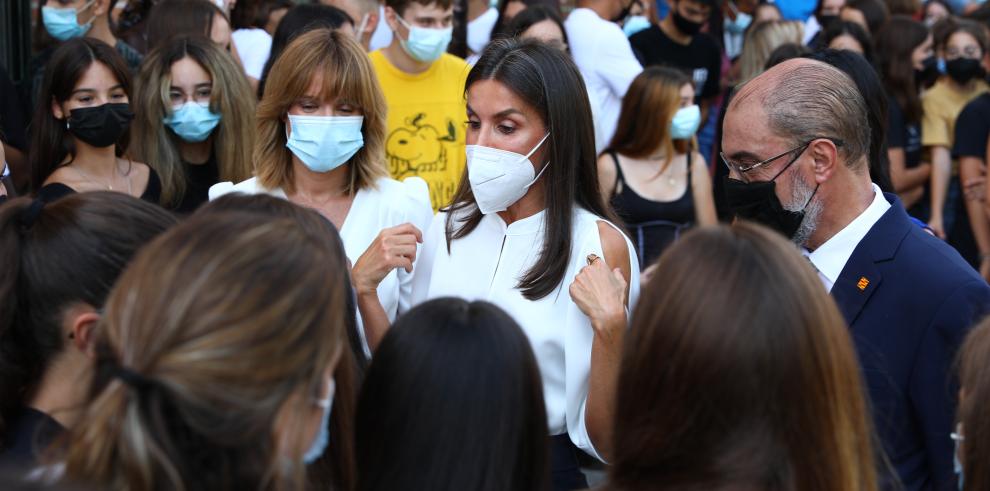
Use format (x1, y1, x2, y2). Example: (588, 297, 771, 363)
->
(629, 25, 722, 101)
(0, 407, 64, 467)
(174, 155, 220, 214)
(953, 93, 990, 160)
(887, 95, 923, 169)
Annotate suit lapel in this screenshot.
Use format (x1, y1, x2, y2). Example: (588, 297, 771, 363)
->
(831, 193, 912, 327)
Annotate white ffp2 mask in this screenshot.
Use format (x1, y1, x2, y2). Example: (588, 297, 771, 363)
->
(466, 133, 550, 214)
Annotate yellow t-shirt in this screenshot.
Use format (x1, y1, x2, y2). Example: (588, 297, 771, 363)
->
(921, 78, 989, 148)
(369, 50, 471, 211)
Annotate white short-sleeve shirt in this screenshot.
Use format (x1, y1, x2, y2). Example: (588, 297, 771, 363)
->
(209, 176, 434, 349)
(410, 205, 641, 460)
(231, 28, 272, 80)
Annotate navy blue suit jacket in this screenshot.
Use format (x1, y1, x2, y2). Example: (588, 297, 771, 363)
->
(832, 193, 990, 491)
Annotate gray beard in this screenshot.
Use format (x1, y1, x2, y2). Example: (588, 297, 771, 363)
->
(784, 171, 822, 247)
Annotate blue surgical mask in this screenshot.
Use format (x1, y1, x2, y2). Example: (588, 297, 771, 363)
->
(163, 102, 221, 143)
(303, 378, 335, 464)
(725, 12, 752, 34)
(395, 16, 452, 63)
(286, 115, 365, 173)
(42, 0, 95, 41)
(623, 15, 651, 37)
(670, 104, 701, 140)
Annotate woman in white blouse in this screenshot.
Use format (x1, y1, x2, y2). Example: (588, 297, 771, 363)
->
(209, 29, 432, 352)
(410, 39, 640, 490)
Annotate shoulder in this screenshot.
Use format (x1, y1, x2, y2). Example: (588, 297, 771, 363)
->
(596, 220, 630, 264)
(208, 176, 269, 200)
(438, 54, 471, 78)
(597, 152, 617, 172)
(629, 25, 660, 46)
(37, 182, 75, 203)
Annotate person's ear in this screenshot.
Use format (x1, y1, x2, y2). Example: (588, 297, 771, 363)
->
(93, 0, 110, 16)
(52, 98, 65, 121)
(367, 11, 381, 36)
(384, 6, 401, 32)
(70, 310, 101, 358)
(809, 138, 839, 184)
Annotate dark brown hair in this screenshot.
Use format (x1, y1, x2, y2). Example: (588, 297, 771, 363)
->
(934, 17, 989, 55)
(0, 192, 177, 447)
(385, 0, 454, 17)
(609, 222, 879, 491)
(146, 0, 227, 51)
(957, 318, 990, 491)
(607, 66, 692, 171)
(29, 37, 133, 193)
(875, 16, 929, 124)
(446, 38, 620, 301)
(845, 0, 889, 34)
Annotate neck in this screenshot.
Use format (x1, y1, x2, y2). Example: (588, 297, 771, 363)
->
(660, 16, 692, 45)
(29, 352, 92, 430)
(290, 158, 350, 198)
(179, 139, 212, 165)
(383, 39, 432, 74)
(87, 20, 117, 48)
(71, 140, 119, 175)
(580, 1, 614, 21)
(496, 180, 545, 225)
(945, 76, 975, 93)
(468, 0, 489, 21)
(805, 173, 875, 250)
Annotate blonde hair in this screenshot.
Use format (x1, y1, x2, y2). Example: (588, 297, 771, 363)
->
(256, 28, 387, 195)
(61, 211, 349, 491)
(738, 21, 805, 83)
(131, 35, 256, 208)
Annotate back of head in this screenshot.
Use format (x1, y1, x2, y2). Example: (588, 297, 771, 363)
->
(610, 66, 691, 162)
(957, 319, 990, 491)
(806, 48, 892, 192)
(132, 35, 256, 207)
(730, 58, 871, 173)
(62, 211, 348, 490)
(259, 3, 355, 96)
(739, 20, 805, 82)
(30, 37, 132, 192)
(764, 43, 812, 71)
(0, 193, 177, 445)
(257, 28, 385, 196)
(146, 0, 226, 50)
(610, 221, 877, 491)
(356, 298, 548, 491)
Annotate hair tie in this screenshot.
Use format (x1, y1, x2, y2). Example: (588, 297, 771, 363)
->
(16, 199, 46, 232)
(111, 365, 156, 393)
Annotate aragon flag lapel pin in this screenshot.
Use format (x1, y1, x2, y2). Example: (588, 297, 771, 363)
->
(857, 277, 870, 291)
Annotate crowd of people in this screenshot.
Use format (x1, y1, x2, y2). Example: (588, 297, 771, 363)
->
(2, 0, 990, 489)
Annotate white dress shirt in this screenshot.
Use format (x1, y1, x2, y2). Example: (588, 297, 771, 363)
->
(410, 206, 641, 460)
(564, 8, 643, 153)
(209, 176, 434, 352)
(804, 184, 890, 292)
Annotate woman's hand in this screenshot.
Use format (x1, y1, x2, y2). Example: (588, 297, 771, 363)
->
(351, 223, 422, 295)
(569, 254, 628, 336)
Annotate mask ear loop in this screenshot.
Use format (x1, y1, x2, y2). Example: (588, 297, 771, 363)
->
(769, 142, 811, 182)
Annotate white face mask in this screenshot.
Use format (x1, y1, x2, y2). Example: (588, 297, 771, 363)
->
(302, 377, 335, 464)
(466, 133, 550, 214)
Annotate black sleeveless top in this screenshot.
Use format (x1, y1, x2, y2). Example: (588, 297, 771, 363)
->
(609, 151, 695, 268)
(36, 168, 162, 204)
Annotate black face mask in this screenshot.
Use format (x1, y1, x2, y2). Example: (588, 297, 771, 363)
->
(66, 103, 134, 148)
(722, 150, 819, 240)
(914, 56, 940, 88)
(817, 14, 838, 29)
(672, 10, 703, 36)
(945, 58, 985, 85)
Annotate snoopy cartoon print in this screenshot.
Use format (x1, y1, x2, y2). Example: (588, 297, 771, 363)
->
(386, 113, 457, 179)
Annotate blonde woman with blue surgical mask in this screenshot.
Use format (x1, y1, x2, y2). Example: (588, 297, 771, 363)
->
(210, 28, 433, 356)
(132, 35, 255, 213)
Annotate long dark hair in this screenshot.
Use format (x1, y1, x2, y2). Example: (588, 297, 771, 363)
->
(806, 49, 893, 193)
(257, 4, 354, 98)
(0, 193, 177, 447)
(446, 38, 619, 300)
(875, 16, 928, 124)
(28, 37, 133, 194)
(146, 0, 227, 51)
(845, 0, 889, 35)
(609, 222, 879, 491)
(355, 298, 548, 491)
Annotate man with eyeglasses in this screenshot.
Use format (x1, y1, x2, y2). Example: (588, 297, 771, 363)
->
(722, 57, 990, 491)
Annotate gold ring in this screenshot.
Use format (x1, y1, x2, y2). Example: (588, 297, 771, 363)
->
(586, 253, 599, 265)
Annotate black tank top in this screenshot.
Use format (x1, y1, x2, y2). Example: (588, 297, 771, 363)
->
(609, 151, 695, 268)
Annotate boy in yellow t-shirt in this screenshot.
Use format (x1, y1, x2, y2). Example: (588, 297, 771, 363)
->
(370, 0, 470, 211)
